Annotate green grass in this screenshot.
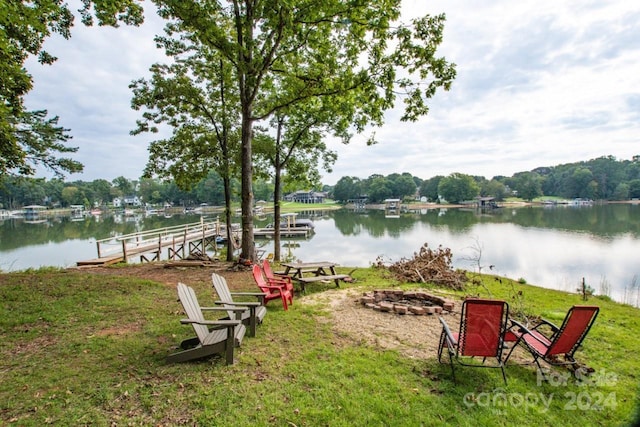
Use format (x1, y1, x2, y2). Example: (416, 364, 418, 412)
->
(1, 267, 638, 426)
(276, 200, 342, 212)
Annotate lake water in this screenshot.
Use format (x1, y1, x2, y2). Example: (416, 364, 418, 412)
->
(2, 204, 639, 305)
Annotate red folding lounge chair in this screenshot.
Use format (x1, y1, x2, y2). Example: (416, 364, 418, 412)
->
(437, 298, 509, 384)
(252, 264, 293, 310)
(505, 305, 599, 380)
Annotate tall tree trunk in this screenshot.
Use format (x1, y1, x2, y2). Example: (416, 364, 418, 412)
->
(236, 0, 256, 262)
(219, 57, 235, 262)
(273, 162, 282, 262)
(240, 109, 254, 261)
(273, 117, 283, 262)
(223, 175, 234, 262)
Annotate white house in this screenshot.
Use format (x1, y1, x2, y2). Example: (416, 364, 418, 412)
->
(113, 195, 142, 208)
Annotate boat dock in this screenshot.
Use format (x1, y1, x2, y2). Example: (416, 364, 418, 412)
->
(254, 226, 312, 238)
(77, 219, 226, 266)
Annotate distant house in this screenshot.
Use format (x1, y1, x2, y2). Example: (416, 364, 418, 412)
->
(284, 190, 327, 204)
(113, 195, 142, 208)
(124, 195, 142, 207)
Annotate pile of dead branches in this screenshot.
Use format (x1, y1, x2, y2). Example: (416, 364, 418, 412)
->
(375, 243, 467, 290)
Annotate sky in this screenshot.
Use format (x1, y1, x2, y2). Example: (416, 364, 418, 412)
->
(25, 0, 640, 186)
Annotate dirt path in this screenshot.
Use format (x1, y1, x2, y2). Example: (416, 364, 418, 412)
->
(300, 288, 460, 360)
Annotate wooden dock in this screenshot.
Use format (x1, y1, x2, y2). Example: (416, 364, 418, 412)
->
(254, 227, 311, 238)
(77, 219, 227, 266)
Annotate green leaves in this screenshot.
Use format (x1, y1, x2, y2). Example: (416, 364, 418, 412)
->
(0, 0, 146, 179)
(134, 0, 456, 259)
(79, 0, 144, 27)
(438, 173, 480, 204)
(131, 22, 242, 200)
(1, 110, 82, 178)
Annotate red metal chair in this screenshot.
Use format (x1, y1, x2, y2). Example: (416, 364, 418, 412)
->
(438, 298, 509, 384)
(505, 305, 599, 380)
(251, 264, 293, 310)
(262, 259, 295, 294)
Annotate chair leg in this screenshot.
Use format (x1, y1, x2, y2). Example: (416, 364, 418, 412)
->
(437, 330, 456, 381)
(500, 363, 507, 385)
(447, 349, 456, 383)
(224, 327, 235, 365)
(248, 307, 257, 337)
(437, 330, 446, 363)
(533, 357, 547, 381)
(503, 337, 520, 364)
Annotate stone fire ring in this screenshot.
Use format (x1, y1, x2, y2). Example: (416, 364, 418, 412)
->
(359, 289, 455, 315)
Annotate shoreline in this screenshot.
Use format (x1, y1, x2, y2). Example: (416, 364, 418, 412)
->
(355, 198, 640, 211)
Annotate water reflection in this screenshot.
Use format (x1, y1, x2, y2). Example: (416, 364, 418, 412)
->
(2, 204, 639, 305)
(292, 204, 640, 305)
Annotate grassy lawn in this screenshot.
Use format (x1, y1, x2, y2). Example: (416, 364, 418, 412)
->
(273, 200, 343, 212)
(1, 267, 638, 426)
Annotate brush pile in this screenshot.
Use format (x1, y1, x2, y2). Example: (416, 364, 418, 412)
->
(375, 243, 467, 290)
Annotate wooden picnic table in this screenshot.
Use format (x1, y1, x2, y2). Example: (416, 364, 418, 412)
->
(279, 261, 350, 291)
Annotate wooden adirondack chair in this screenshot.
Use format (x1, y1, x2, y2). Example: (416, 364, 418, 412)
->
(262, 259, 295, 293)
(505, 305, 599, 380)
(211, 273, 267, 337)
(252, 264, 293, 310)
(438, 298, 510, 384)
(167, 283, 247, 365)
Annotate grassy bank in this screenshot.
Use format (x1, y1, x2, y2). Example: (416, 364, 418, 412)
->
(1, 266, 638, 426)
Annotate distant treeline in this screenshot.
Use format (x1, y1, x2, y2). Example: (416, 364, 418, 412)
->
(1, 155, 639, 209)
(332, 155, 640, 203)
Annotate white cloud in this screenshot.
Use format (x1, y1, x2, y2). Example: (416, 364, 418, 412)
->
(23, 0, 640, 185)
(321, 0, 640, 183)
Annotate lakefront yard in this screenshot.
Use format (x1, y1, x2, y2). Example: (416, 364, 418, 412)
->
(1, 263, 638, 426)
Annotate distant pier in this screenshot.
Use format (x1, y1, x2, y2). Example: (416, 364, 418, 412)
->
(77, 219, 226, 266)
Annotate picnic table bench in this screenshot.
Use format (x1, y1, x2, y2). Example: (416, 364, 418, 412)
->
(296, 274, 351, 291)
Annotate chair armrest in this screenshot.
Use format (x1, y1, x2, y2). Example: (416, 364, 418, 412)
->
(230, 292, 266, 305)
(261, 284, 287, 291)
(214, 300, 262, 307)
(510, 318, 551, 347)
(504, 318, 525, 341)
(230, 292, 268, 298)
(180, 319, 240, 326)
(532, 318, 560, 333)
(267, 278, 292, 288)
(200, 306, 247, 312)
(438, 317, 457, 346)
(509, 318, 528, 331)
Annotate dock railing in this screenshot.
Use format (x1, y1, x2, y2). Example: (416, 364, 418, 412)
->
(94, 218, 222, 261)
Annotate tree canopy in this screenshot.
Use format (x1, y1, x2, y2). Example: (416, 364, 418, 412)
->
(437, 173, 479, 204)
(154, 0, 456, 259)
(131, 24, 244, 260)
(0, 0, 144, 179)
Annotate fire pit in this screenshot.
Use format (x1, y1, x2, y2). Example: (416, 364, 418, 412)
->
(359, 290, 455, 315)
